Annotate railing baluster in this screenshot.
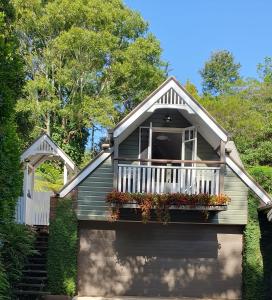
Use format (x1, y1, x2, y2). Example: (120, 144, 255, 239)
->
(118, 166, 122, 192)
(137, 167, 141, 192)
(123, 167, 126, 193)
(161, 168, 165, 193)
(132, 167, 136, 193)
(156, 168, 160, 193)
(147, 167, 151, 193)
(211, 169, 215, 195)
(127, 167, 131, 192)
(215, 169, 220, 195)
(142, 167, 146, 193)
(201, 169, 205, 193)
(182, 169, 186, 193)
(116, 164, 221, 195)
(151, 168, 155, 193)
(173, 169, 177, 192)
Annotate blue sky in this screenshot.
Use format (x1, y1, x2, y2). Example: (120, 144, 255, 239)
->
(125, 0, 272, 91)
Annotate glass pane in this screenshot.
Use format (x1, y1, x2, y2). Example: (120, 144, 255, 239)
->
(140, 128, 149, 161)
(152, 132, 182, 164)
(184, 140, 193, 166)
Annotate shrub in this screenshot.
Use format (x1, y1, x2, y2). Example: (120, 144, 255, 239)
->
(47, 198, 77, 296)
(248, 165, 272, 194)
(0, 223, 36, 299)
(243, 196, 264, 300)
(0, 259, 9, 300)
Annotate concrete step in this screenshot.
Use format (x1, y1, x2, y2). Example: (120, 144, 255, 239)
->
(24, 263, 46, 270)
(14, 289, 49, 295)
(20, 275, 47, 283)
(17, 282, 46, 291)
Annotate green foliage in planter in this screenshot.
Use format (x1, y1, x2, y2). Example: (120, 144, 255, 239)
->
(0, 223, 36, 299)
(107, 191, 230, 223)
(47, 198, 77, 296)
(243, 195, 264, 300)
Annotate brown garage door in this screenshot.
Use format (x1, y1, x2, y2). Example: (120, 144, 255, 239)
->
(78, 221, 243, 300)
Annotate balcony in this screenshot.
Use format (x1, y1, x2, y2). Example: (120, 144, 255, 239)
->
(116, 160, 221, 195)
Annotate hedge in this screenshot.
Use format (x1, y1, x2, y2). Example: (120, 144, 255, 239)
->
(243, 196, 264, 300)
(47, 198, 77, 296)
(243, 166, 272, 300)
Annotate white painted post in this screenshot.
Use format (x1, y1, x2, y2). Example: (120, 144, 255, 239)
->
(63, 163, 68, 185)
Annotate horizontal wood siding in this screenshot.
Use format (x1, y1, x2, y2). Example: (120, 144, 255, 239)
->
(215, 166, 248, 224)
(77, 156, 113, 220)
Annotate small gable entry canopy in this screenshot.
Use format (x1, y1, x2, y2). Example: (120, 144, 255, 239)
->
(59, 77, 272, 217)
(16, 134, 77, 226)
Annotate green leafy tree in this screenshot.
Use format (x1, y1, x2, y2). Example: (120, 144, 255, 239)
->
(13, 0, 166, 164)
(184, 80, 200, 100)
(0, 0, 23, 221)
(200, 50, 241, 95)
(0, 3, 34, 299)
(257, 57, 272, 83)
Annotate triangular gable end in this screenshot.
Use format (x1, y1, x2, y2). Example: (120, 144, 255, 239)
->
(113, 77, 229, 143)
(21, 134, 77, 171)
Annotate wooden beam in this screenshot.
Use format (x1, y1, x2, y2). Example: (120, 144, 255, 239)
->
(113, 138, 119, 189)
(114, 157, 225, 165)
(219, 141, 226, 194)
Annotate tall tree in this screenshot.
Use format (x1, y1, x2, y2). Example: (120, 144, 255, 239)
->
(0, 0, 23, 221)
(13, 0, 166, 164)
(200, 50, 241, 96)
(184, 80, 200, 100)
(257, 57, 272, 83)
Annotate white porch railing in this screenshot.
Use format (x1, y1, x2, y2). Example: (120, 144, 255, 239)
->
(15, 196, 25, 224)
(117, 164, 220, 195)
(15, 192, 52, 225)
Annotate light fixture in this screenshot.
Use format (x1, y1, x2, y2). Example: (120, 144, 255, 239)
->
(164, 115, 172, 124)
(156, 134, 169, 141)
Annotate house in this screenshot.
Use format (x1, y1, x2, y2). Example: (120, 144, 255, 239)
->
(16, 134, 77, 226)
(59, 77, 272, 300)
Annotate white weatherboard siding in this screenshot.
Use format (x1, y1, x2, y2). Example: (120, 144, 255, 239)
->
(59, 150, 112, 198)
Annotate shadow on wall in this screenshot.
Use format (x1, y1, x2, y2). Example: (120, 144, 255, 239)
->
(78, 221, 243, 300)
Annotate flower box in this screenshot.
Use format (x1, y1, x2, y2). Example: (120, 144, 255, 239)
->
(114, 202, 228, 211)
(107, 191, 230, 223)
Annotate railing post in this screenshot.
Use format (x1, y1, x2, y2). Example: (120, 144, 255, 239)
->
(113, 138, 119, 190)
(219, 141, 226, 194)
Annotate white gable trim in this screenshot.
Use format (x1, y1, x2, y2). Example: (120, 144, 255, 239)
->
(59, 150, 112, 198)
(21, 134, 76, 171)
(113, 78, 228, 142)
(226, 156, 271, 205)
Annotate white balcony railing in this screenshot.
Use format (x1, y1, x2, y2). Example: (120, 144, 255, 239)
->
(117, 164, 220, 195)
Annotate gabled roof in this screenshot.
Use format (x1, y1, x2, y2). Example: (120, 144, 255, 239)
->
(21, 134, 77, 171)
(57, 78, 272, 207)
(113, 77, 229, 144)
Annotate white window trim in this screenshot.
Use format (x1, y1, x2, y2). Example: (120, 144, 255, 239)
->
(138, 125, 197, 164)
